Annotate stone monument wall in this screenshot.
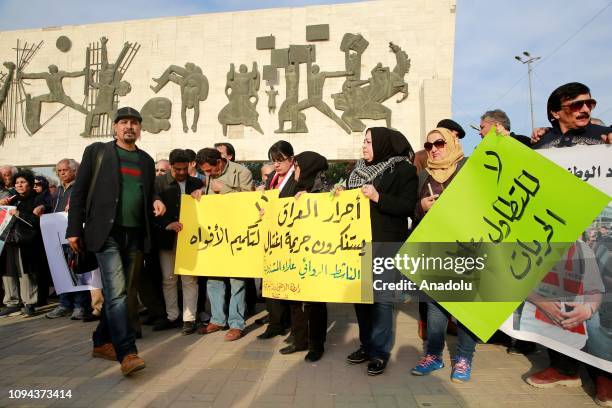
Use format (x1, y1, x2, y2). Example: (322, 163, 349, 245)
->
(0, 0, 456, 164)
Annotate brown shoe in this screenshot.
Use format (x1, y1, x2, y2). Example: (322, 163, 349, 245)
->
(120, 354, 146, 376)
(92, 343, 116, 361)
(198, 323, 225, 335)
(224, 328, 243, 341)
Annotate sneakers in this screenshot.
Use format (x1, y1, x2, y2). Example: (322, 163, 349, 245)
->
(0, 306, 21, 317)
(92, 343, 117, 361)
(181, 321, 197, 335)
(595, 375, 612, 407)
(120, 354, 145, 376)
(411, 354, 444, 376)
(367, 358, 387, 376)
(451, 357, 472, 383)
(346, 347, 369, 364)
(45, 305, 72, 319)
(525, 367, 581, 388)
(224, 328, 243, 341)
(21, 304, 35, 317)
(70, 308, 84, 320)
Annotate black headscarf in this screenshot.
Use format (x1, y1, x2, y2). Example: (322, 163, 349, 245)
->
(294, 151, 328, 193)
(368, 127, 414, 166)
(347, 127, 414, 188)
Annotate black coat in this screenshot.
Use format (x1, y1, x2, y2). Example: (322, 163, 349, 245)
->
(2, 191, 45, 277)
(265, 170, 298, 198)
(533, 123, 612, 149)
(154, 172, 203, 250)
(66, 141, 159, 253)
(368, 161, 418, 243)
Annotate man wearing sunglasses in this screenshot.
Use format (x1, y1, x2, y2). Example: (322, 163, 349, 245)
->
(532, 82, 612, 148)
(527, 82, 612, 406)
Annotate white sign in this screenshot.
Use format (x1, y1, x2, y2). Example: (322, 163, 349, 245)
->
(501, 144, 612, 373)
(40, 212, 101, 294)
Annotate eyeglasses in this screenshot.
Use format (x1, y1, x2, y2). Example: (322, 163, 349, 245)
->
(272, 157, 292, 165)
(33, 182, 42, 186)
(424, 139, 446, 151)
(560, 98, 596, 112)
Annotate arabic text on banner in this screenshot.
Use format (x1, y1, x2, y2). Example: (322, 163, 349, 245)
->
(403, 133, 611, 342)
(501, 144, 612, 373)
(262, 190, 373, 303)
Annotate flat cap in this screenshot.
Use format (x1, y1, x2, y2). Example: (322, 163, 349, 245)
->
(114, 106, 142, 123)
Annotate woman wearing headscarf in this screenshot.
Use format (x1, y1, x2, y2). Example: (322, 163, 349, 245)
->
(32, 175, 54, 305)
(278, 151, 329, 362)
(344, 127, 418, 376)
(258, 140, 298, 340)
(33, 175, 54, 215)
(410, 127, 477, 383)
(0, 170, 44, 317)
(413, 127, 466, 224)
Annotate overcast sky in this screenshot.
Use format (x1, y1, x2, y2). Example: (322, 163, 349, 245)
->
(1, 0, 610, 154)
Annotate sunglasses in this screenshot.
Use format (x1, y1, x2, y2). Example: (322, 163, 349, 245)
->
(34, 182, 42, 186)
(424, 139, 447, 151)
(560, 98, 596, 112)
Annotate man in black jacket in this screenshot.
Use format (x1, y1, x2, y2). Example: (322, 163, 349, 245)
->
(153, 149, 203, 335)
(526, 82, 611, 406)
(532, 82, 612, 148)
(66, 106, 166, 376)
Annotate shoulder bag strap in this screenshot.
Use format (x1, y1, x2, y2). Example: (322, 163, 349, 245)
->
(85, 144, 105, 217)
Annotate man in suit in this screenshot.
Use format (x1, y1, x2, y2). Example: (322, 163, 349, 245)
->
(153, 149, 203, 335)
(67, 107, 166, 376)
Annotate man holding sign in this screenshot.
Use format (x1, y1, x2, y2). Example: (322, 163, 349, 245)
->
(525, 82, 611, 405)
(193, 148, 253, 341)
(154, 149, 203, 335)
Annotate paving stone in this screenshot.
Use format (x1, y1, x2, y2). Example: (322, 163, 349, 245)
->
(0, 303, 599, 407)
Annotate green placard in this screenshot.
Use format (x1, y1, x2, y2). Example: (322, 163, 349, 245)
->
(402, 132, 611, 341)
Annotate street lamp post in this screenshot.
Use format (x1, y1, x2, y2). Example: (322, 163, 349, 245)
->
(515, 51, 541, 133)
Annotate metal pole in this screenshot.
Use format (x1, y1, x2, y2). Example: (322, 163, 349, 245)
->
(514, 52, 540, 134)
(527, 59, 535, 133)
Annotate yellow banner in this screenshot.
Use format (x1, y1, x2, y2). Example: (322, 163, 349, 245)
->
(175, 192, 269, 278)
(262, 190, 372, 303)
(175, 189, 373, 303)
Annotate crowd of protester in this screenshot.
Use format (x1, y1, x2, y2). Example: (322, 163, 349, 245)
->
(0, 82, 610, 405)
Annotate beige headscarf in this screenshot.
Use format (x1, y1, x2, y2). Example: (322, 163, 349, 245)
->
(425, 127, 464, 183)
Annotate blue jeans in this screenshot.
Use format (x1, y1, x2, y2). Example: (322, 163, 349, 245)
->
(92, 228, 143, 362)
(59, 291, 90, 310)
(354, 302, 394, 360)
(207, 278, 245, 330)
(427, 302, 476, 361)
